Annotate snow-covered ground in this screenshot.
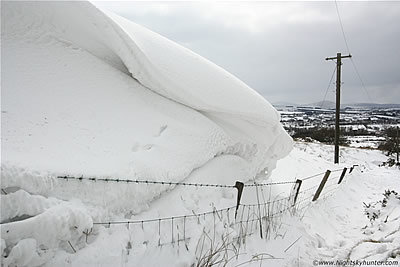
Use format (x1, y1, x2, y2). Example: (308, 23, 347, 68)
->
(2, 141, 399, 266)
(237, 143, 400, 266)
(2, 1, 400, 267)
(347, 136, 385, 149)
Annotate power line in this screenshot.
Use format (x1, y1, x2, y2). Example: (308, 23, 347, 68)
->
(350, 58, 373, 102)
(334, 0, 373, 103)
(320, 65, 337, 109)
(334, 0, 351, 55)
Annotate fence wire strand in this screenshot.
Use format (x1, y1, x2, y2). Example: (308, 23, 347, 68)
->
(52, 164, 359, 248)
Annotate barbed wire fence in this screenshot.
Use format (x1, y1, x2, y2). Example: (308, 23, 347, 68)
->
(52, 164, 361, 255)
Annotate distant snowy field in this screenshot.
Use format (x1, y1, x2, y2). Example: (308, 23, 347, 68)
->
(2, 2, 400, 267)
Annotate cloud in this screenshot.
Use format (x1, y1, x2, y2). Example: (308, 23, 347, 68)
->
(93, 1, 400, 104)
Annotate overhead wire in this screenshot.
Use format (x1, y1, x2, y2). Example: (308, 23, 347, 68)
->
(320, 64, 337, 109)
(334, 0, 351, 55)
(350, 58, 373, 102)
(334, 0, 373, 103)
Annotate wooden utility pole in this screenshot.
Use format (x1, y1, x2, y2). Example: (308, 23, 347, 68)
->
(325, 53, 352, 164)
(397, 126, 399, 164)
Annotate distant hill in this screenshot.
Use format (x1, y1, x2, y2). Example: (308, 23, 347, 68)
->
(272, 101, 297, 107)
(274, 101, 400, 109)
(305, 101, 336, 109)
(343, 103, 400, 109)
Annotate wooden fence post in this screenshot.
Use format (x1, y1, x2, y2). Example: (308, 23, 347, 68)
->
(312, 170, 331, 201)
(338, 167, 347, 184)
(291, 179, 302, 206)
(234, 181, 244, 219)
(349, 164, 358, 174)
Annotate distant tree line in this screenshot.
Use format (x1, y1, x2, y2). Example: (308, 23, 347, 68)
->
(378, 127, 399, 165)
(288, 126, 400, 162)
(291, 127, 349, 145)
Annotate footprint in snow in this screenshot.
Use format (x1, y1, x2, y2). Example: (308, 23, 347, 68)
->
(131, 142, 153, 152)
(155, 125, 168, 137)
(131, 143, 140, 152)
(142, 144, 153, 150)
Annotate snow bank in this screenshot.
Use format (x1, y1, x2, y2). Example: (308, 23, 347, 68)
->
(2, 1, 291, 209)
(1, 190, 92, 267)
(2, 2, 291, 264)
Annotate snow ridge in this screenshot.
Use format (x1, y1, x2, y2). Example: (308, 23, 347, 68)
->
(2, 2, 292, 265)
(2, 1, 291, 190)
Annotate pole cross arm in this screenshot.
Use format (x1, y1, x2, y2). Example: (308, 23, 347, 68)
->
(326, 54, 352, 61)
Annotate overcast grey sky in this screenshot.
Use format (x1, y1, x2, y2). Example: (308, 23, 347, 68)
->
(93, 1, 400, 105)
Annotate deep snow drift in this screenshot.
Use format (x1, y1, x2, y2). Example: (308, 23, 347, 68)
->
(2, 1, 291, 206)
(2, 1, 292, 266)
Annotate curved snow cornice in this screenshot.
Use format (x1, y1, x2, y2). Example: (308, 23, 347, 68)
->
(2, 1, 292, 212)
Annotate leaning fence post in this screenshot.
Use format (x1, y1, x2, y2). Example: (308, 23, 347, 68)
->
(349, 164, 358, 174)
(292, 179, 302, 205)
(312, 170, 331, 201)
(338, 168, 347, 184)
(234, 181, 244, 219)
